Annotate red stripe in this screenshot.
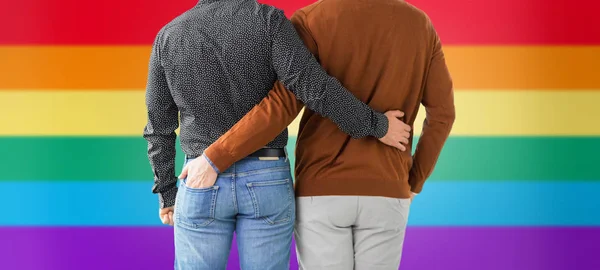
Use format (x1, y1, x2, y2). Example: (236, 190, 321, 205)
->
(1, 0, 599, 45)
(413, 0, 600, 45)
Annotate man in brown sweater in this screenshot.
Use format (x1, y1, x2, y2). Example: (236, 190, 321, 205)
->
(195, 0, 455, 268)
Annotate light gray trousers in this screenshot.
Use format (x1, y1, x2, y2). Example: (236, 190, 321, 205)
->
(295, 196, 411, 270)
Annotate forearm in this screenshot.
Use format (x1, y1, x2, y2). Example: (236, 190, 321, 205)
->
(273, 12, 388, 139)
(408, 25, 456, 193)
(144, 30, 180, 208)
(409, 111, 454, 193)
(204, 81, 304, 172)
(144, 133, 179, 208)
(280, 62, 388, 139)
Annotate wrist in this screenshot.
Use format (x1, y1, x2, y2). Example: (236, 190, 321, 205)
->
(372, 112, 389, 139)
(158, 186, 178, 209)
(202, 153, 221, 174)
(203, 143, 234, 173)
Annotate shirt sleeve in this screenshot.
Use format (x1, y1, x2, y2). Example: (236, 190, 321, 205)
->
(408, 27, 456, 194)
(270, 10, 389, 140)
(143, 31, 180, 208)
(203, 11, 324, 172)
(203, 10, 399, 172)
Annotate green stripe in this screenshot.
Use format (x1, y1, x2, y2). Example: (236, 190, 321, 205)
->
(1, 136, 599, 181)
(429, 136, 600, 180)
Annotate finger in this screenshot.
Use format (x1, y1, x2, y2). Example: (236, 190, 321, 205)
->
(403, 123, 412, 132)
(168, 212, 174, 226)
(395, 142, 406, 151)
(389, 110, 405, 118)
(178, 165, 189, 179)
(399, 137, 409, 145)
(379, 137, 396, 149)
(160, 215, 168, 224)
(390, 141, 406, 151)
(397, 143, 407, 151)
(184, 168, 196, 185)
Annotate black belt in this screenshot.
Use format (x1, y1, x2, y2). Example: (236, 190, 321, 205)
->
(187, 148, 285, 159)
(248, 148, 286, 158)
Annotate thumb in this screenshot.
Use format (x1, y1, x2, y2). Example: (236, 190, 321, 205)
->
(178, 165, 189, 179)
(389, 110, 404, 118)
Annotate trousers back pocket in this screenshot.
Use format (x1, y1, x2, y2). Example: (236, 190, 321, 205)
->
(175, 185, 219, 228)
(246, 179, 293, 225)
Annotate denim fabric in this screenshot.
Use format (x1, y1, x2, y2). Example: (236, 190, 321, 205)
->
(174, 156, 295, 270)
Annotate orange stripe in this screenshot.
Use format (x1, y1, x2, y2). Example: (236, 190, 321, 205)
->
(445, 46, 600, 90)
(1, 46, 599, 90)
(0, 46, 149, 90)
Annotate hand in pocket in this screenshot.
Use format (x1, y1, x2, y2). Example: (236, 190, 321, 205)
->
(179, 155, 218, 189)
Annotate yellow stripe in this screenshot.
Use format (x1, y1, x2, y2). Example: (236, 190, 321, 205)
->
(1, 90, 599, 136)
(437, 90, 600, 136)
(0, 90, 147, 136)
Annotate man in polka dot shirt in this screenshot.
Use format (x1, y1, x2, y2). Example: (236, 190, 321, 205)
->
(143, 0, 411, 269)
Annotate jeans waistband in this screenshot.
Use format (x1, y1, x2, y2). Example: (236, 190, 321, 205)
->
(186, 147, 288, 161)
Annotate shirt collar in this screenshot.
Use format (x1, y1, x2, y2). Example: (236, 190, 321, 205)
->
(197, 0, 238, 5)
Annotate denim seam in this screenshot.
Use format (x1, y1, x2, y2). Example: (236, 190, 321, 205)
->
(181, 185, 218, 193)
(208, 186, 218, 223)
(234, 166, 290, 177)
(246, 183, 261, 219)
(267, 179, 293, 225)
(231, 174, 238, 213)
(248, 179, 289, 187)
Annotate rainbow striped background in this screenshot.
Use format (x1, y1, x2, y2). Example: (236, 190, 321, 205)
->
(1, 0, 600, 269)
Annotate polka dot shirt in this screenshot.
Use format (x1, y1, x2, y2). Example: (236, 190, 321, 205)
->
(144, 0, 388, 208)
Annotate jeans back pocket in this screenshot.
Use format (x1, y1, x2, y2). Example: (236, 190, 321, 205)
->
(246, 179, 294, 225)
(175, 185, 219, 228)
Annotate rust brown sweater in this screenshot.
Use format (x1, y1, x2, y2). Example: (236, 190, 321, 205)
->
(205, 0, 455, 198)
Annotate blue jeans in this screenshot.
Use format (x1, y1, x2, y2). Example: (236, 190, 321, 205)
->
(174, 156, 295, 270)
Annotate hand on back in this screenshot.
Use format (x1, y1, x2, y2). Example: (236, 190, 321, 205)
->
(379, 110, 411, 151)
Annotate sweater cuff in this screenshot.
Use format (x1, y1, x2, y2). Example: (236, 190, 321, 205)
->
(203, 142, 236, 174)
(202, 153, 221, 174)
(409, 178, 425, 194)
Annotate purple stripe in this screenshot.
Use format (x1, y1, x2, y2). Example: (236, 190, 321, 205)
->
(1, 227, 598, 270)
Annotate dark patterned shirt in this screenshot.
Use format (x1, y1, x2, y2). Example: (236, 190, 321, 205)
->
(144, 0, 389, 208)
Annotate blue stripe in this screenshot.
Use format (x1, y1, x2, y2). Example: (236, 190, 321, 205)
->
(4, 181, 599, 226)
